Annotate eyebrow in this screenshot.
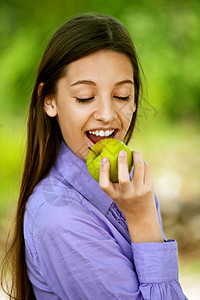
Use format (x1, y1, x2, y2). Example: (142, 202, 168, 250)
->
(70, 79, 134, 87)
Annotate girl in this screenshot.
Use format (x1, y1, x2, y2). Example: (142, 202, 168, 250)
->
(1, 13, 187, 300)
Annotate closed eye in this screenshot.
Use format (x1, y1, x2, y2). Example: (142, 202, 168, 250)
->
(76, 97, 94, 103)
(114, 96, 130, 101)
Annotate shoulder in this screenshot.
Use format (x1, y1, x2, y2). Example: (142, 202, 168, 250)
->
(25, 169, 80, 217)
(24, 166, 109, 241)
(24, 167, 90, 244)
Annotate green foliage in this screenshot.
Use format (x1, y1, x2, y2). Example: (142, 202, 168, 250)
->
(0, 116, 26, 211)
(121, 1, 200, 121)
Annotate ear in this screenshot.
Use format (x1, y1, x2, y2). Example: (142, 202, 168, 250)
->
(44, 96, 58, 117)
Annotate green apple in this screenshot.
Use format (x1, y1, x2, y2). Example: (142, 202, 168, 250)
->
(86, 138, 133, 183)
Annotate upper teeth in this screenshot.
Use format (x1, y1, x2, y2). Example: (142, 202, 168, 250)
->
(89, 129, 115, 137)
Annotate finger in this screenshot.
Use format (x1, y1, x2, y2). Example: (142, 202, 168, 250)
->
(99, 157, 115, 196)
(118, 150, 131, 183)
(132, 151, 145, 187)
(117, 150, 131, 195)
(144, 160, 153, 188)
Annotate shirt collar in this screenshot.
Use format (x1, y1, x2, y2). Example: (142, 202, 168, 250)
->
(55, 139, 114, 216)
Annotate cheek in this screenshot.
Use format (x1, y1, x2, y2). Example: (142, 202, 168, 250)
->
(57, 104, 89, 133)
(117, 101, 135, 125)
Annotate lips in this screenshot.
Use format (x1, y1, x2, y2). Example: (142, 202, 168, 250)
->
(86, 129, 118, 146)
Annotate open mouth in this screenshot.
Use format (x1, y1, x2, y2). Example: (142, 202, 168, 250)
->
(86, 129, 118, 146)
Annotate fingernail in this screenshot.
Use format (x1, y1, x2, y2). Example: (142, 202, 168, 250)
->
(101, 157, 108, 164)
(119, 150, 126, 157)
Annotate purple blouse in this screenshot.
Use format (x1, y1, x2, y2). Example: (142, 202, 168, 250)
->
(24, 140, 187, 299)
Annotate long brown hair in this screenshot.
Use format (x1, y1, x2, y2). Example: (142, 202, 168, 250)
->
(1, 12, 142, 299)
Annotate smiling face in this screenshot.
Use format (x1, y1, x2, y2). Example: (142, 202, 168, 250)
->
(44, 50, 136, 161)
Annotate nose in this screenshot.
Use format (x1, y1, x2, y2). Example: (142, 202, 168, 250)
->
(93, 97, 117, 123)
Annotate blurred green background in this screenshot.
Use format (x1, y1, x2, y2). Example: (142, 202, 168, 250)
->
(0, 0, 200, 298)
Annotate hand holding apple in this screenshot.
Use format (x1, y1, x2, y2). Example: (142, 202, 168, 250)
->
(86, 138, 133, 183)
(87, 139, 163, 243)
(98, 149, 164, 243)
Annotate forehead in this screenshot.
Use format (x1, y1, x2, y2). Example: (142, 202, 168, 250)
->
(64, 50, 134, 82)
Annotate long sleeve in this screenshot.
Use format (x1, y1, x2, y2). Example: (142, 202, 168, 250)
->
(28, 200, 188, 300)
(132, 241, 187, 299)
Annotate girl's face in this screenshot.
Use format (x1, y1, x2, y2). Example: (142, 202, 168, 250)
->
(44, 50, 136, 161)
